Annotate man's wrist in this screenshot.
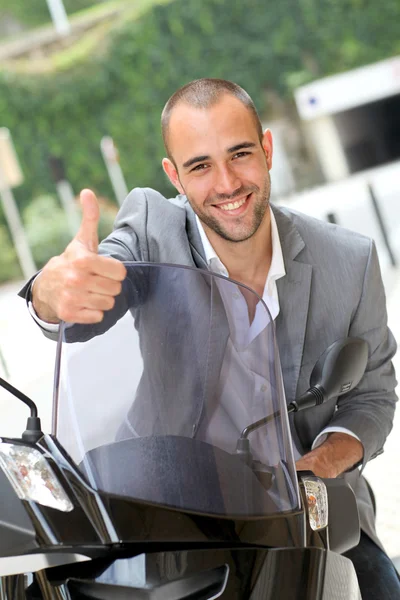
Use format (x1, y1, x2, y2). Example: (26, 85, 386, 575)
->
(296, 432, 364, 478)
(31, 272, 60, 324)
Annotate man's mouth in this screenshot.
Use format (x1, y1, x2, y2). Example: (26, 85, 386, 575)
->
(212, 193, 251, 214)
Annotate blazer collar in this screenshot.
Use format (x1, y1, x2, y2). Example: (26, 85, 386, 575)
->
(270, 203, 305, 262)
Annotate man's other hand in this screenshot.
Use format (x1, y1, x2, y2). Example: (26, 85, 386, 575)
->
(32, 189, 127, 324)
(295, 432, 364, 478)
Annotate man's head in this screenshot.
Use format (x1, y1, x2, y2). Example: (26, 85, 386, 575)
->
(161, 79, 273, 244)
(161, 79, 264, 159)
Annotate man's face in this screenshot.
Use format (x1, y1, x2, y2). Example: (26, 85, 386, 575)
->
(162, 95, 273, 243)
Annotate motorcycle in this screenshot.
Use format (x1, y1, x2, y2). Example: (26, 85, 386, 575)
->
(0, 263, 368, 599)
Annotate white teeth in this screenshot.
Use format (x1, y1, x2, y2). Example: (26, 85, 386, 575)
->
(219, 196, 247, 211)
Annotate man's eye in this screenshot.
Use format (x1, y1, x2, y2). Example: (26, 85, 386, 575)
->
(233, 151, 250, 159)
(191, 163, 208, 172)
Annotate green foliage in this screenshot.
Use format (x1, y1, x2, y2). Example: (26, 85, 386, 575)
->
(0, 225, 21, 282)
(0, 0, 399, 280)
(24, 195, 72, 269)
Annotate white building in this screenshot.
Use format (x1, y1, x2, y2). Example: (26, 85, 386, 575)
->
(294, 56, 400, 182)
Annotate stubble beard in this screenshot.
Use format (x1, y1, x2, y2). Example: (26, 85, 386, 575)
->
(186, 173, 271, 243)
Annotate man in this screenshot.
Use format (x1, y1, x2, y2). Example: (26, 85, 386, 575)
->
(21, 79, 398, 596)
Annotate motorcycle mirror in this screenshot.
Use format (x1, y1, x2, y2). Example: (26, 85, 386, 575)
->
(236, 337, 369, 461)
(292, 337, 369, 412)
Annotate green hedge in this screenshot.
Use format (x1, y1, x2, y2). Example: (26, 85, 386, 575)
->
(0, 225, 21, 281)
(0, 0, 399, 279)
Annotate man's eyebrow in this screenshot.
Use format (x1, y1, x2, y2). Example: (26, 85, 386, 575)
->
(182, 142, 257, 169)
(227, 141, 257, 153)
(183, 155, 210, 169)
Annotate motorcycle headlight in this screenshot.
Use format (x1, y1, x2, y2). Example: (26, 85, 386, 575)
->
(301, 476, 328, 531)
(0, 443, 73, 512)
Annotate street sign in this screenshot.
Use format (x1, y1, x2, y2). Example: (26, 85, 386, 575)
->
(0, 128, 24, 191)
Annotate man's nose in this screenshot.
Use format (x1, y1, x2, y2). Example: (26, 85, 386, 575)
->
(213, 164, 241, 197)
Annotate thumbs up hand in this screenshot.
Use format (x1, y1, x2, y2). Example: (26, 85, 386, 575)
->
(32, 189, 127, 324)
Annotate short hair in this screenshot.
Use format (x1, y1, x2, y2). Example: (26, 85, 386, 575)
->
(161, 78, 263, 160)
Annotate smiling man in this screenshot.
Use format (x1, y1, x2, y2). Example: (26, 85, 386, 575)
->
(161, 90, 273, 304)
(21, 78, 398, 597)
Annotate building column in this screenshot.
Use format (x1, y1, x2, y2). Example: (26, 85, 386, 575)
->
(306, 115, 349, 182)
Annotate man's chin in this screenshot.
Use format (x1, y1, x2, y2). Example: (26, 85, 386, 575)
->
(207, 222, 260, 244)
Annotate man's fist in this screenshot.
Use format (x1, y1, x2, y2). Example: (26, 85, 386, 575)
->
(32, 189, 127, 324)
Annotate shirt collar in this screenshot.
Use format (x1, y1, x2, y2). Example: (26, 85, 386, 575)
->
(195, 207, 286, 283)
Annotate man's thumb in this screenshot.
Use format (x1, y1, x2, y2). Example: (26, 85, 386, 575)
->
(76, 189, 100, 252)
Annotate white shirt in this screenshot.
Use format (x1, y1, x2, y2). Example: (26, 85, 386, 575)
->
(195, 209, 360, 459)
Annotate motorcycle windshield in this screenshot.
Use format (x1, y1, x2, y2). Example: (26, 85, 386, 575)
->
(53, 263, 300, 517)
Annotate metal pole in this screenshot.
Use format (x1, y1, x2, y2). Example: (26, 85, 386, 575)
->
(100, 136, 129, 207)
(56, 180, 80, 236)
(0, 167, 36, 280)
(45, 0, 71, 36)
(0, 345, 10, 379)
(48, 156, 79, 236)
(367, 182, 397, 268)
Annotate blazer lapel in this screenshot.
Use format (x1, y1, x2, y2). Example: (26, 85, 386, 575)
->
(184, 200, 209, 269)
(272, 206, 313, 405)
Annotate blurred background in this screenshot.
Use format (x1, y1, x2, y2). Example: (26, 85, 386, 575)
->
(0, 0, 399, 562)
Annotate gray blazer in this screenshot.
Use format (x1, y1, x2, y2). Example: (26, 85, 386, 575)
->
(20, 187, 398, 548)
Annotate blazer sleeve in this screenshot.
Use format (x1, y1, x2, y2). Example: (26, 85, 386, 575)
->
(326, 240, 397, 470)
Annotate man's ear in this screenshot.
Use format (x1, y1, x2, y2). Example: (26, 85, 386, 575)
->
(262, 129, 273, 171)
(162, 158, 185, 194)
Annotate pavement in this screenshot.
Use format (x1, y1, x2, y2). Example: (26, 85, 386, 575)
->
(0, 267, 400, 559)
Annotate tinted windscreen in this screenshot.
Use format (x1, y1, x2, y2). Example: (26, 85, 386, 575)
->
(54, 263, 300, 516)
